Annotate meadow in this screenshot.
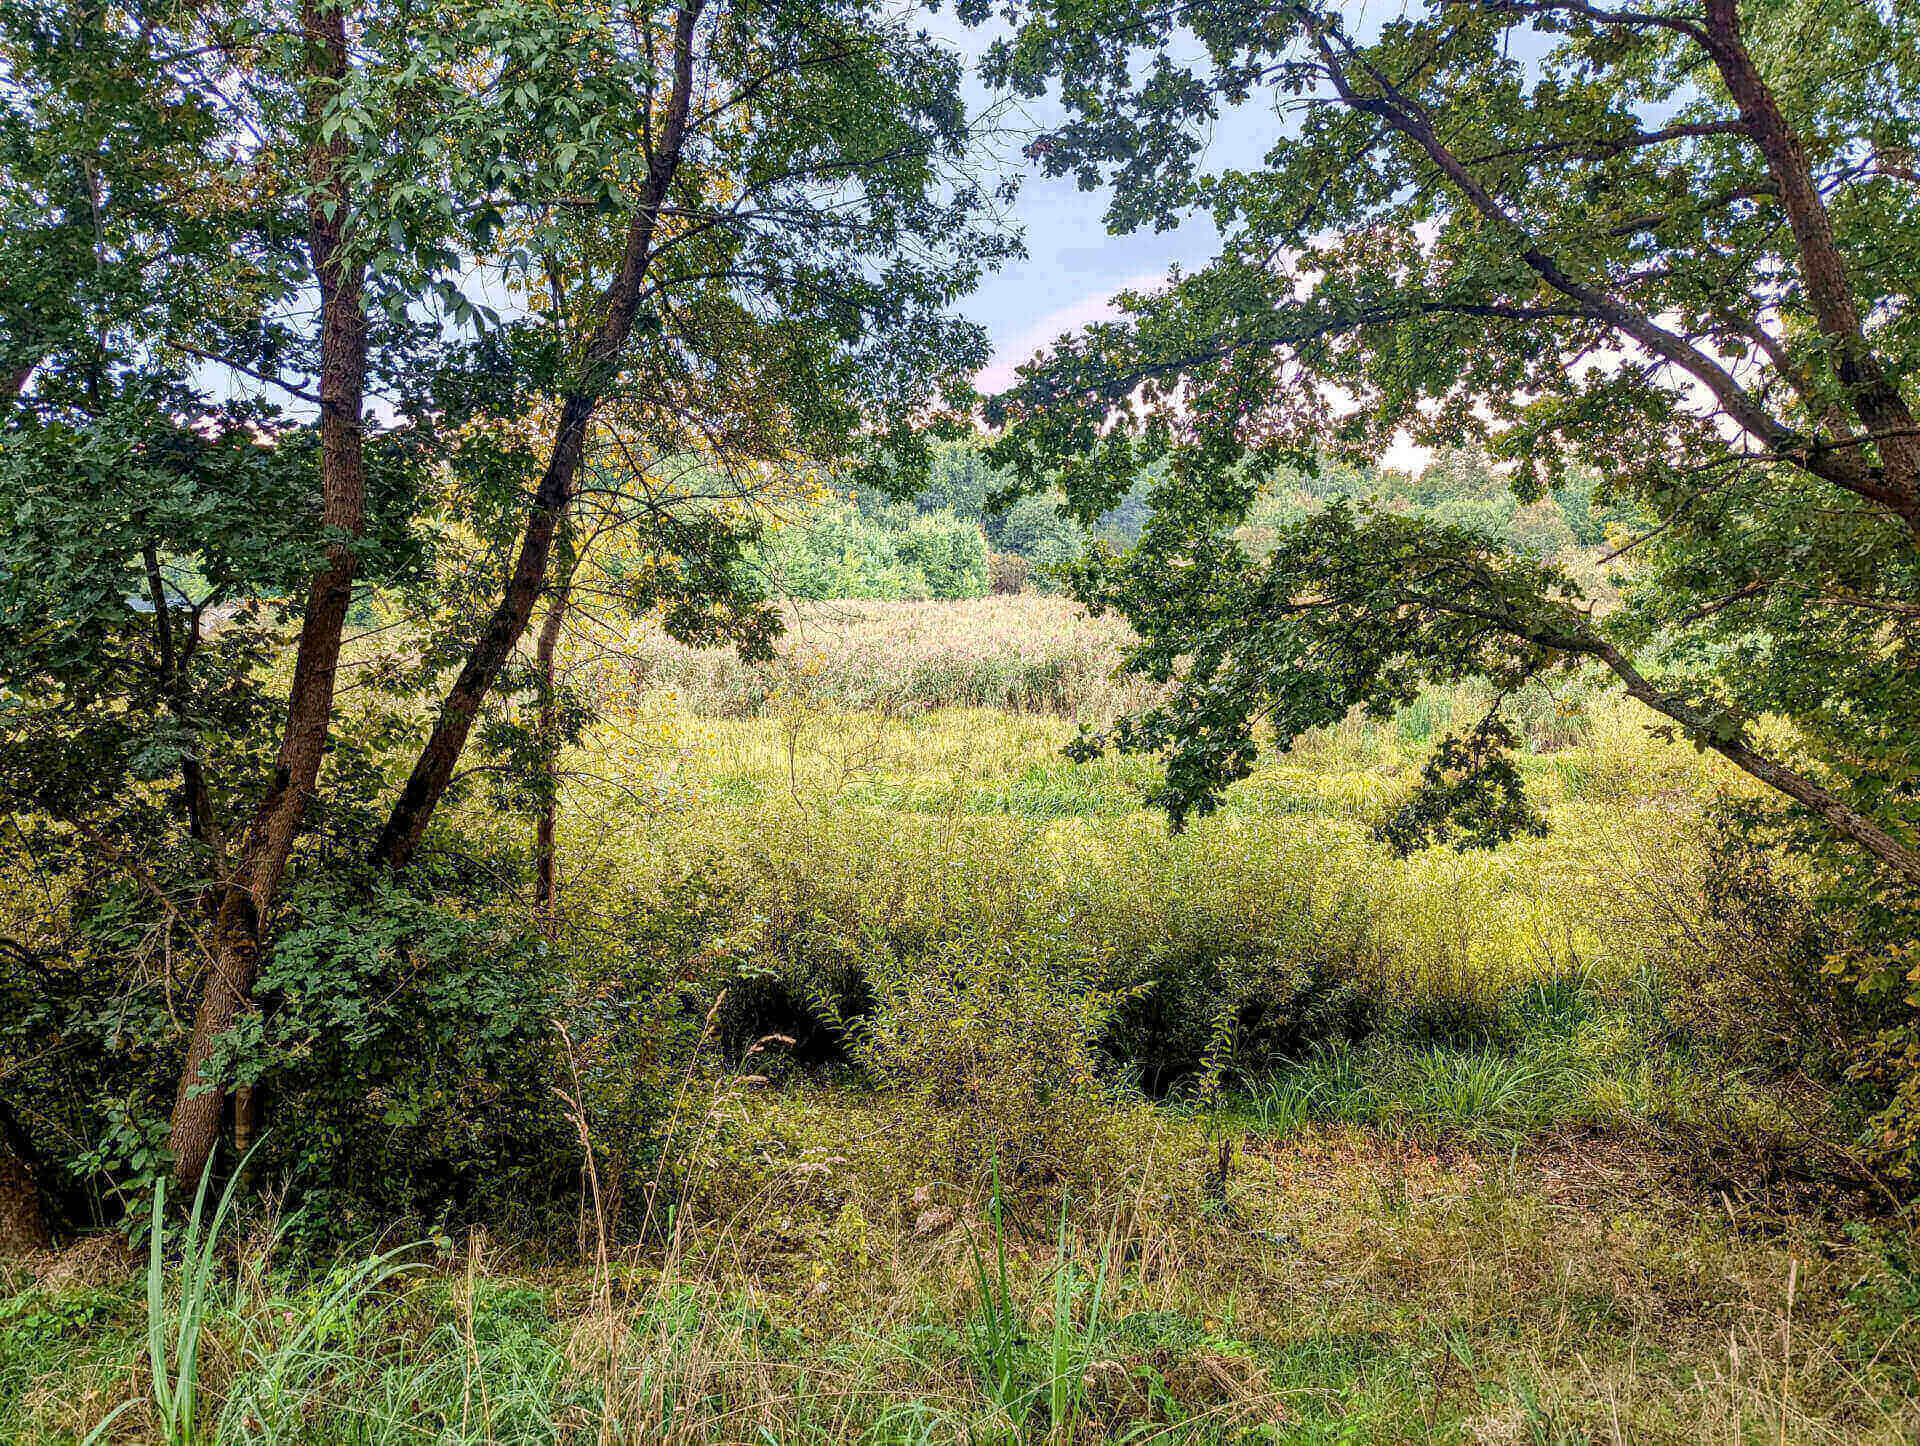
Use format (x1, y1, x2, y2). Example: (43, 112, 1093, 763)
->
(10, 2, 1919, 1439)
(6, 596, 1916, 1445)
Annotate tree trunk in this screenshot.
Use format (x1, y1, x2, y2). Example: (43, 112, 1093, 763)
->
(0, 1104, 50, 1257)
(370, 397, 591, 870)
(370, 0, 707, 873)
(166, 0, 368, 1190)
(533, 562, 573, 927)
(1700, 0, 1920, 527)
(166, 889, 260, 1189)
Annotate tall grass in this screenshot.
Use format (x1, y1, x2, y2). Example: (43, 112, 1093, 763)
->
(957, 1174, 1119, 1441)
(12, 1104, 1917, 1446)
(620, 595, 1151, 721)
(134, 1161, 238, 1445)
(101, 1155, 418, 1445)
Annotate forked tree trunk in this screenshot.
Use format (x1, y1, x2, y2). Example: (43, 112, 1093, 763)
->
(167, 890, 261, 1188)
(166, 0, 369, 1190)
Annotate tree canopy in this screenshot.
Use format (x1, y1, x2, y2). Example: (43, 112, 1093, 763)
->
(978, 0, 1920, 884)
(1, 0, 1011, 1191)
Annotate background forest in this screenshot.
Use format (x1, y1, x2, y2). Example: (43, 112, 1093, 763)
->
(3, 0, 1919, 1442)
(750, 442, 1631, 602)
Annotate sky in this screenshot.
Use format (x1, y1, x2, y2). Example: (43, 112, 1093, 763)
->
(929, 11, 1289, 394)
(938, 2, 1543, 473)
(940, 17, 1440, 471)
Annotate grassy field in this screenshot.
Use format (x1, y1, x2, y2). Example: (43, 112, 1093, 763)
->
(6, 597, 1918, 1444)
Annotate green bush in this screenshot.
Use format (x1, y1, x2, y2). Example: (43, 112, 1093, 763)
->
(547, 879, 723, 1234)
(231, 871, 579, 1246)
(753, 502, 990, 601)
(850, 935, 1132, 1196)
(1613, 819, 1889, 1084)
(632, 809, 1385, 1102)
(1101, 935, 1371, 1095)
(895, 511, 990, 599)
(0, 826, 712, 1248)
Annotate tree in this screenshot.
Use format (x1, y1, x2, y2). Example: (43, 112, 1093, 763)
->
(979, 0, 1920, 882)
(0, 1091, 48, 1254)
(0, 0, 428, 1193)
(365, 0, 1006, 872)
(3, 0, 1008, 1192)
(164, 0, 381, 1197)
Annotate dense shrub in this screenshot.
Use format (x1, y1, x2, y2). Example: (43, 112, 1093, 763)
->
(1102, 942, 1370, 1094)
(0, 842, 189, 1232)
(1668, 841, 1868, 1076)
(232, 872, 578, 1245)
(850, 935, 1132, 1195)
(622, 808, 1387, 1098)
(987, 551, 1031, 594)
(1090, 830, 1378, 1090)
(755, 502, 990, 600)
(1595, 807, 1920, 1187)
(0, 831, 711, 1246)
(546, 880, 723, 1234)
(895, 511, 991, 599)
(0, 860, 582, 1243)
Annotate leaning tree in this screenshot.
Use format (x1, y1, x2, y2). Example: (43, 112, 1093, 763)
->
(978, 0, 1920, 885)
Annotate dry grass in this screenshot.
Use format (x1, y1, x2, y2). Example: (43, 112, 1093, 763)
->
(10, 604, 1907, 1443)
(8, 1091, 1915, 1445)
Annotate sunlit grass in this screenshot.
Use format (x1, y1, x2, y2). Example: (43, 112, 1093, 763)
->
(14, 603, 1897, 1445)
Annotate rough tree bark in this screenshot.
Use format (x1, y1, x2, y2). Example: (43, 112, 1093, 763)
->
(370, 0, 707, 872)
(1698, 0, 1920, 530)
(0, 1102, 50, 1257)
(166, 0, 369, 1190)
(533, 553, 574, 927)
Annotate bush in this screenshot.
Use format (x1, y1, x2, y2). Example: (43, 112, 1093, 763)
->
(548, 878, 726, 1235)
(230, 871, 579, 1245)
(1612, 821, 1872, 1079)
(753, 502, 990, 601)
(895, 511, 990, 599)
(1094, 835, 1378, 1092)
(0, 818, 720, 1249)
(850, 935, 1132, 1197)
(988, 551, 1030, 594)
(1598, 808, 1920, 1189)
(631, 807, 1386, 1101)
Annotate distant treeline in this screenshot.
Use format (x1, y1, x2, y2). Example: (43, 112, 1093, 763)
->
(1239, 449, 1642, 558)
(750, 442, 1143, 599)
(752, 441, 1636, 601)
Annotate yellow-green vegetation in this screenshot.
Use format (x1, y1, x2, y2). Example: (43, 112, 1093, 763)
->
(4, 1093, 1917, 1444)
(6, 599, 1916, 1443)
(10, 0, 1920, 1437)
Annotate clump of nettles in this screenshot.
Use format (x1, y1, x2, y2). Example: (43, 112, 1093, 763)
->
(1376, 717, 1548, 857)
